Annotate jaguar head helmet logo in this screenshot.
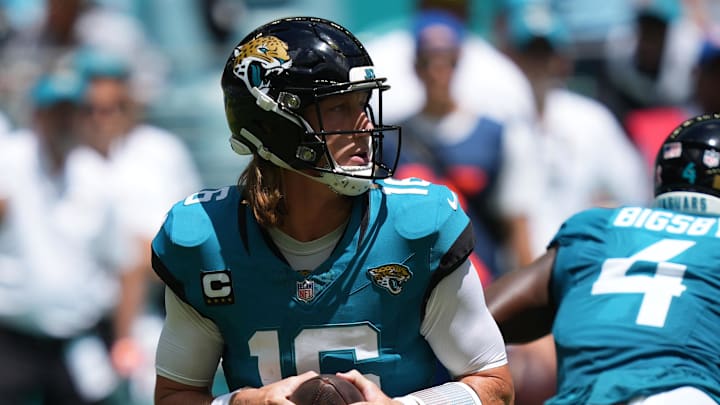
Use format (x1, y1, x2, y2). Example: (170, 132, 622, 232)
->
(232, 35, 292, 94)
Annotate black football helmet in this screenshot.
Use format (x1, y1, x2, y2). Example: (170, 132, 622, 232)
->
(221, 16, 400, 196)
(654, 113, 720, 215)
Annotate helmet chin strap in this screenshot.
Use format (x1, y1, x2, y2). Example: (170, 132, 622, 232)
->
(654, 191, 720, 216)
(320, 151, 374, 196)
(276, 163, 372, 197)
(231, 131, 372, 196)
(317, 171, 372, 196)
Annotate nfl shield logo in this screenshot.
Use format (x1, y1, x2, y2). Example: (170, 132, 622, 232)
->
(703, 150, 720, 168)
(296, 280, 314, 302)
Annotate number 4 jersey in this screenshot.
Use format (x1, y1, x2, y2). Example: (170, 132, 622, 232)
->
(151, 179, 474, 396)
(548, 206, 720, 404)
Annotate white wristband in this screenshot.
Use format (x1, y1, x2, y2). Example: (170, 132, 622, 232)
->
(394, 382, 482, 405)
(211, 389, 242, 405)
(393, 395, 421, 405)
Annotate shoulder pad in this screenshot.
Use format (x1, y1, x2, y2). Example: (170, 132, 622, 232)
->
(377, 178, 466, 239)
(551, 207, 613, 247)
(162, 199, 213, 247)
(160, 187, 236, 247)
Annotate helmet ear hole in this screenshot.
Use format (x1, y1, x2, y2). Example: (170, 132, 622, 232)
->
(295, 145, 320, 164)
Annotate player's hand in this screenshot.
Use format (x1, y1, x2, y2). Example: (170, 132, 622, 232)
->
(232, 371, 319, 405)
(336, 370, 402, 405)
(110, 336, 144, 377)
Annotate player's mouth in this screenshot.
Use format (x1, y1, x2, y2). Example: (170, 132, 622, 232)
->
(347, 151, 370, 166)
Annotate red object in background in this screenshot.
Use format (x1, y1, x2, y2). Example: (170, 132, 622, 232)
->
(392, 163, 493, 285)
(625, 107, 688, 170)
(447, 165, 487, 196)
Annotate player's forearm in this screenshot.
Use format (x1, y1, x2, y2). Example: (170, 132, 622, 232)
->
(393, 369, 515, 405)
(485, 249, 556, 343)
(506, 336, 557, 403)
(460, 365, 514, 405)
(111, 260, 150, 376)
(115, 263, 147, 339)
(494, 307, 554, 343)
(116, 237, 157, 339)
(507, 215, 535, 266)
(487, 270, 554, 343)
(156, 392, 214, 405)
(155, 375, 214, 405)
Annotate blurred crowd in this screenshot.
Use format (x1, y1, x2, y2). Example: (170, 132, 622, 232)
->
(0, 0, 718, 404)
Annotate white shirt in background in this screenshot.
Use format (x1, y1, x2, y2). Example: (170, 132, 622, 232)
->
(0, 131, 130, 338)
(498, 88, 652, 258)
(362, 29, 534, 125)
(107, 124, 201, 257)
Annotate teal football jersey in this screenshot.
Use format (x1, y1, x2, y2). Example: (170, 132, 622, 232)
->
(548, 206, 720, 404)
(151, 178, 473, 396)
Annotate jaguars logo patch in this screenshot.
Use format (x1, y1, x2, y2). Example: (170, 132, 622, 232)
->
(368, 264, 412, 295)
(232, 35, 292, 94)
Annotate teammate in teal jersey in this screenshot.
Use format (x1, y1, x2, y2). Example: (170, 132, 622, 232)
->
(485, 113, 720, 405)
(151, 17, 513, 405)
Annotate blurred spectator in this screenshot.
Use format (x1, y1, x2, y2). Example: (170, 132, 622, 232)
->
(387, 10, 509, 281)
(360, 0, 542, 276)
(74, 48, 202, 404)
(0, 0, 167, 128)
(625, 33, 720, 171)
(201, 0, 247, 45)
(550, 0, 634, 52)
(688, 35, 720, 115)
(603, 0, 703, 122)
(361, 0, 534, 125)
(619, 0, 720, 171)
(0, 108, 10, 136)
(0, 70, 128, 404)
(541, 0, 635, 96)
(497, 3, 652, 262)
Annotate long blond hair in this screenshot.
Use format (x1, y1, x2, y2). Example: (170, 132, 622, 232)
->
(239, 156, 287, 228)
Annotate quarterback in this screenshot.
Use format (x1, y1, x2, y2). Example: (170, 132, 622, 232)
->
(151, 16, 513, 405)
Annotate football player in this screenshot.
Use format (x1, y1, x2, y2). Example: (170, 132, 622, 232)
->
(151, 16, 513, 405)
(485, 113, 720, 404)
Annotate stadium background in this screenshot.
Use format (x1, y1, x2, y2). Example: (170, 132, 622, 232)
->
(0, 0, 714, 404)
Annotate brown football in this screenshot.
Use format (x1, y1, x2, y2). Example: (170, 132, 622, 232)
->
(289, 375, 365, 405)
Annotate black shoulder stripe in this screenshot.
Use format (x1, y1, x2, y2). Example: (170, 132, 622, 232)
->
(421, 223, 474, 319)
(437, 222, 474, 275)
(151, 249, 188, 304)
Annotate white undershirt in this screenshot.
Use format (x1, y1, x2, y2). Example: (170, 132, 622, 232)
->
(156, 231, 507, 387)
(266, 221, 347, 272)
